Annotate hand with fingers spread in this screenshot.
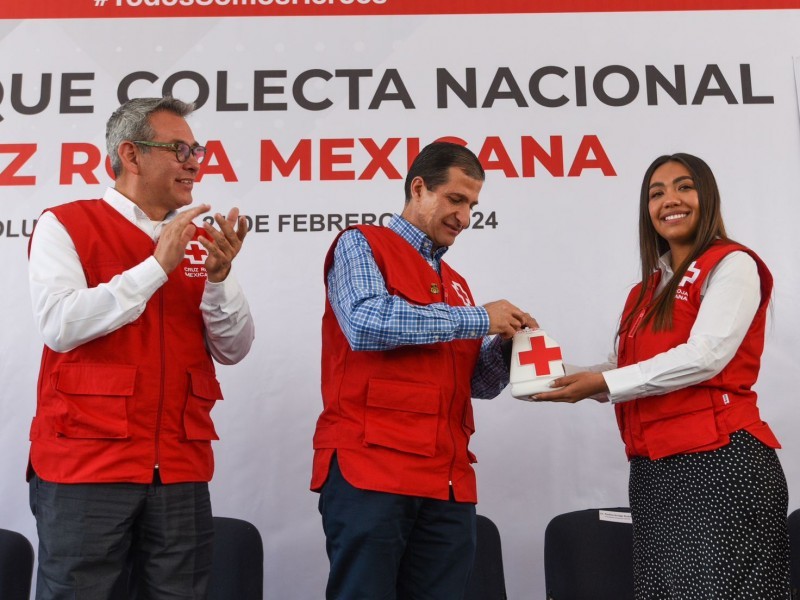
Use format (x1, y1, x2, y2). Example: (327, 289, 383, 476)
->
(154, 204, 211, 275)
(529, 371, 609, 403)
(483, 299, 538, 339)
(199, 207, 248, 283)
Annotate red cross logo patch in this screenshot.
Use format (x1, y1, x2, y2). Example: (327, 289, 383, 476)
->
(450, 282, 472, 306)
(184, 240, 208, 265)
(517, 335, 563, 376)
(678, 261, 701, 288)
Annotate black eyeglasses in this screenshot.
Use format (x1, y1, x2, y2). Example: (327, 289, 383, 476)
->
(133, 140, 206, 164)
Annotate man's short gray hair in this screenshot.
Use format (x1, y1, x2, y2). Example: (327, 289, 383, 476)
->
(106, 97, 195, 177)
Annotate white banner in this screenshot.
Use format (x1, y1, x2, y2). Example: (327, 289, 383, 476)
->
(794, 55, 800, 118)
(2, 6, 800, 598)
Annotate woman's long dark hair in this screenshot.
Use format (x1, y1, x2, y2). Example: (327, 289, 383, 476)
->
(619, 153, 730, 334)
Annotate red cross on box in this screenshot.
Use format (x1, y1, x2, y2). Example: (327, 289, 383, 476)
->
(518, 335, 563, 376)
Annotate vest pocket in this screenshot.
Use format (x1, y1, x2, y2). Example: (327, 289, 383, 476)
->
(364, 379, 440, 457)
(183, 369, 223, 441)
(53, 363, 136, 439)
(638, 386, 713, 422)
(641, 409, 720, 458)
(639, 387, 719, 458)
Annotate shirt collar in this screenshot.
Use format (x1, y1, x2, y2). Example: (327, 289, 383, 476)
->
(657, 251, 674, 279)
(388, 214, 449, 262)
(104, 187, 178, 225)
(653, 252, 675, 293)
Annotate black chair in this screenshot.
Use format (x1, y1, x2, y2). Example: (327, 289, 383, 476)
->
(544, 507, 634, 600)
(464, 514, 507, 600)
(788, 508, 800, 598)
(208, 516, 263, 600)
(0, 528, 35, 600)
(110, 515, 263, 600)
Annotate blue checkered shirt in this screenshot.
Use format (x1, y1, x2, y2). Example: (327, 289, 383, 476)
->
(327, 214, 510, 399)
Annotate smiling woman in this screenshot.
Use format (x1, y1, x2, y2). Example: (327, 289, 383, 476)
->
(533, 152, 790, 599)
(633, 153, 731, 333)
(647, 161, 700, 264)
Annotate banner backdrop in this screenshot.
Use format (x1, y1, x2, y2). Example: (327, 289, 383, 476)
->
(2, 3, 800, 597)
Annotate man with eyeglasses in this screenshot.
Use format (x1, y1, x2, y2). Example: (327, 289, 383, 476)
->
(27, 96, 255, 599)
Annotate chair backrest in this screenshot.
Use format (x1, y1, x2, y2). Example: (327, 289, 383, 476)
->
(543, 507, 634, 600)
(208, 516, 264, 600)
(788, 508, 800, 597)
(0, 528, 35, 600)
(464, 514, 507, 600)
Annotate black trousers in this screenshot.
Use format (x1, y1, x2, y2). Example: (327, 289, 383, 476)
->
(29, 472, 213, 600)
(319, 455, 477, 600)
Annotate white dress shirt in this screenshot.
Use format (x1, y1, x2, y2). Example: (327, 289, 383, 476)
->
(29, 188, 254, 364)
(569, 250, 762, 404)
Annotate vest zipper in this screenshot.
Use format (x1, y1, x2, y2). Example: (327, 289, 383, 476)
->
(154, 285, 166, 470)
(623, 280, 657, 455)
(622, 310, 646, 453)
(628, 308, 646, 339)
(443, 275, 459, 496)
(447, 341, 457, 493)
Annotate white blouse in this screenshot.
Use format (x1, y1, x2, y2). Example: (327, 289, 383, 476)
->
(571, 250, 762, 404)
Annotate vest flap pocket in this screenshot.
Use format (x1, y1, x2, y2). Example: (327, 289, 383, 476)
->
(54, 363, 136, 439)
(188, 368, 224, 401)
(183, 369, 222, 441)
(637, 387, 713, 423)
(642, 408, 719, 460)
(364, 379, 440, 457)
(55, 363, 137, 396)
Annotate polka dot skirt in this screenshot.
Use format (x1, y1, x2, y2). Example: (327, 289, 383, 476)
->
(629, 430, 790, 599)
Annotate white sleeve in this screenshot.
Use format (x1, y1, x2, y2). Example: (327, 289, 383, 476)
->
(200, 272, 255, 365)
(602, 252, 762, 403)
(28, 211, 167, 352)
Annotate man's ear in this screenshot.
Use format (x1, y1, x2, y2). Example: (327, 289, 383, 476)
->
(409, 175, 426, 200)
(117, 141, 141, 175)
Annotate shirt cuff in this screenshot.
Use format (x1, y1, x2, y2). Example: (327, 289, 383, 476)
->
(604, 363, 647, 404)
(453, 305, 490, 339)
(130, 256, 169, 298)
(202, 270, 242, 307)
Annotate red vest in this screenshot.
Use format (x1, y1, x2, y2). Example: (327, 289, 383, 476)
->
(311, 225, 483, 502)
(615, 241, 780, 460)
(29, 199, 223, 484)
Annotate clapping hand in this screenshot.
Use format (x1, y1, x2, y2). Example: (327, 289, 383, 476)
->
(198, 207, 248, 283)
